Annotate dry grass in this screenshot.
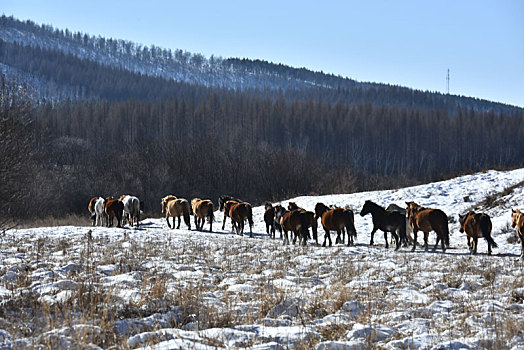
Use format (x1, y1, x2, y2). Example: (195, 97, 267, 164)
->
(1, 225, 523, 349)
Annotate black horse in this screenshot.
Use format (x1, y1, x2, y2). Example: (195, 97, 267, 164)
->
(386, 203, 411, 247)
(273, 204, 286, 239)
(360, 200, 406, 250)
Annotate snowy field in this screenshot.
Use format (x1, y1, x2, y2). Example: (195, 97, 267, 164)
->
(1, 169, 524, 349)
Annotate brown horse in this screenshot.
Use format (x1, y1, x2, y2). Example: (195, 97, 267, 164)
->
(288, 202, 318, 244)
(405, 201, 449, 252)
(459, 211, 497, 255)
(314, 202, 357, 247)
(104, 197, 124, 228)
(222, 200, 240, 231)
(218, 195, 243, 230)
(511, 209, 524, 259)
(88, 197, 98, 226)
(229, 202, 254, 237)
(161, 195, 191, 230)
(191, 198, 214, 232)
(280, 209, 310, 246)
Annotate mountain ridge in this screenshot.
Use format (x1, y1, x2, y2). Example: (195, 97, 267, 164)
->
(1, 15, 522, 116)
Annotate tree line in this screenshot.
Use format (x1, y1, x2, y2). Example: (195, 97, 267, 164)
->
(16, 87, 521, 219)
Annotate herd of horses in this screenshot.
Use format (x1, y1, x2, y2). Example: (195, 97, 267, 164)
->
(88, 194, 524, 259)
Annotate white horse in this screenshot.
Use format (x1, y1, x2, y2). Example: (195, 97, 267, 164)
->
(94, 197, 107, 226)
(120, 195, 141, 227)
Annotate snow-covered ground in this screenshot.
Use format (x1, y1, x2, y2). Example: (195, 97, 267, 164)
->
(1, 169, 524, 349)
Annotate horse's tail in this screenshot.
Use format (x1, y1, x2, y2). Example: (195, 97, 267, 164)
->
(404, 218, 414, 244)
(207, 203, 215, 222)
(247, 205, 254, 227)
(344, 209, 357, 237)
(479, 214, 497, 248)
(442, 215, 450, 247)
(183, 205, 191, 229)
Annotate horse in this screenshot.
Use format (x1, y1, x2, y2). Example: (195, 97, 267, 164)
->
(264, 202, 276, 238)
(458, 211, 497, 255)
(314, 202, 357, 247)
(161, 195, 191, 230)
(229, 202, 254, 237)
(88, 197, 98, 226)
(360, 200, 404, 250)
(273, 204, 286, 239)
(120, 195, 141, 227)
(93, 197, 107, 226)
(280, 209, 310, 246)
(511, 209, 524, 259)
(405, 201, 449, 252)
(218, 195, 243, 230)
(287, 202, 318, 244)
(192, 198, 214, 232)
(104, 197, 124, 228)
(386, 203, 413, 246)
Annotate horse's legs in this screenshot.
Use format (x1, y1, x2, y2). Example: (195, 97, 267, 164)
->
(467, 235, 471, 249)
(411, 230, 418, 251)
(472, 237, 478, 255)
(222, 213, 227, 230)
(520, 235, 524, 259)
(423, 232, 429, 251)
(209, 215, 213, 232)
(383, 230, 389, 249)
(391, 230, 400, 250)
(176, 216, 181, 229)
(283, 230, 288, 245)
(369, 227, 378, 246)
(322, 228, 331, 247)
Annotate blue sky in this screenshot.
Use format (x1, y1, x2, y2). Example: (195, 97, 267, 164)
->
(3, 0, 523, 107)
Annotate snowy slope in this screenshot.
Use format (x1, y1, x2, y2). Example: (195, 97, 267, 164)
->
(1, 168, 524, 349)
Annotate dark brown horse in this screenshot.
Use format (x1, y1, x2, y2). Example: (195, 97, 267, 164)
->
(287, 202, 318, 244)
(459, 211, 497, 255)
(218, 195, 243, 230)
(264, 202, 276, 238)
(314, 202, 357, 247)
(104, 197, 124, 228)
(405, 201, 449, 252)
(511, 209, 524, 259)
(280, 209, 310, 246)
(191, 198, 214, 232)
(360, 200, 404, 250)
(229, 202, 254, 237)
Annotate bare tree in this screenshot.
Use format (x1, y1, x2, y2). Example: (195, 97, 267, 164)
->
(0, 75, 34, 229)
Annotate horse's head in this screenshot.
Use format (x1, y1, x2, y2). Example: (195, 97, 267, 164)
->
(224, 200, 237, 214)
(314, 202, 329, 219)
(511, 209, 522, 228)
(288, 202, 300, 211)
(264, 202, 273, 210)
(274, 205, 287, 220)
(360, 200, 373, 217)
(458, 213, 466, 232)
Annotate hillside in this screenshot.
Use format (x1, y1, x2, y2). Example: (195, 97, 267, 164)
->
(1, 15, 522, 116)
(1, 168, 523, 348)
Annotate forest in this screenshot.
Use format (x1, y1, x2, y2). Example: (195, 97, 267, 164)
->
(2, 72, 524, 223)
